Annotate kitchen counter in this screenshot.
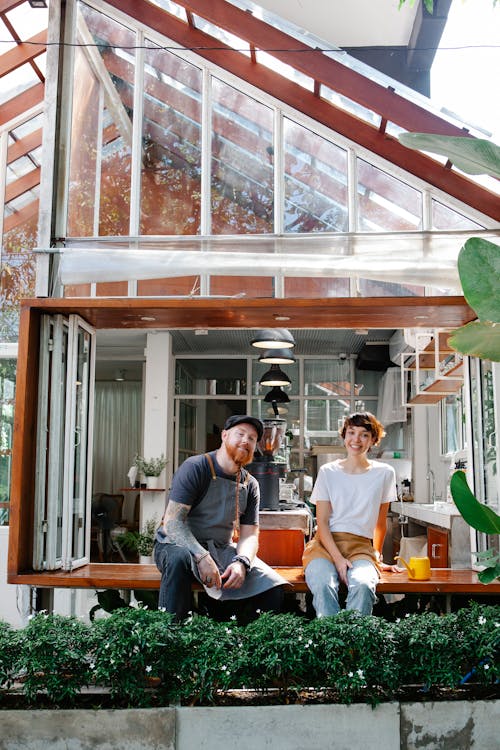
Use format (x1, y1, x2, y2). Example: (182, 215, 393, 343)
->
(390, 501, 470, 568)
(390, 501, 461, 531)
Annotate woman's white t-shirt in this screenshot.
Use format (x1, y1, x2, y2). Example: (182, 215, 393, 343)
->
(310, 460, 397, 538)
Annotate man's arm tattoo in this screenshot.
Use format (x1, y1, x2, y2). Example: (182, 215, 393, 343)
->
(164, 502, 205, 555)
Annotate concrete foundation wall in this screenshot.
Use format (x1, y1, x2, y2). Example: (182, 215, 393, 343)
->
(1, 700, 498, 750)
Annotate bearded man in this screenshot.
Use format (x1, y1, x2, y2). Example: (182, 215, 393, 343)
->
(155, 415, 287, 621)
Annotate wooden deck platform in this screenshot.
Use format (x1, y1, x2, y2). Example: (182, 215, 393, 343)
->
(8, 564, 500, 596)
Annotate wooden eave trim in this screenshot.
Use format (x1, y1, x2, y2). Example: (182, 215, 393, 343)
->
(102, 0, 499, 221)
(0, 29, 47, 76)
(18, 295, 476, 331)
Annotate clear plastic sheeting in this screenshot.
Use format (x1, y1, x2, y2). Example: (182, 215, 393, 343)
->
(57, 230, 500, 292)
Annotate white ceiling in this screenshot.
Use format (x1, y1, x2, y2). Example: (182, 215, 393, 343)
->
(251, 0, 419, 47)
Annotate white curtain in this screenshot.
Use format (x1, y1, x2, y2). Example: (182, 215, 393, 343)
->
(92, 381, 142, 497)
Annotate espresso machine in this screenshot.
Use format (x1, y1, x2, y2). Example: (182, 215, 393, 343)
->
(248, 417, 288, 510)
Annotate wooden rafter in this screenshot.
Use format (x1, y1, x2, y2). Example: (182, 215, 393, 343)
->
(0, 29, 47, 76)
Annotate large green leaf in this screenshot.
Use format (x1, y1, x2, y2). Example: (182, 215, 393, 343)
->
(398, 133, 500, 178)
(450, 470, 500, 534)
(457, 238, 500, 321)
(449, 320, 500, 362)
(478, 565, 500, 584)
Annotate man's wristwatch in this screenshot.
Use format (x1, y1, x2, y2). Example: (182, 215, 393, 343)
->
(232, 554, 251, 572)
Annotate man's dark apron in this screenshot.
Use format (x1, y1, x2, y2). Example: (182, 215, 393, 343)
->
(187, 455, 287, 600)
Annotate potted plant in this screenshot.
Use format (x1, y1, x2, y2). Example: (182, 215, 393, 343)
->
(134, 453, 167, 489)
(119, 518, 158, 563)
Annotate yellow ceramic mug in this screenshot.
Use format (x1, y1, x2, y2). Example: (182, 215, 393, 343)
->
(395, 555, 431, 581)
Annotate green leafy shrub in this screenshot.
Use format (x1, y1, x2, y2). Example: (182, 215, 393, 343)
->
(2, 603, 499, 707)
(174, 613, 244, 705)
(0, 621, 21, 692)
(18, 612, 92, 705)
(90, 606, 181, 706)
(238, 612, 315, 697)
(308, 610, 399, 703)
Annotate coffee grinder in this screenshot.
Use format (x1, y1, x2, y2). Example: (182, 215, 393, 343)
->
(248, 417, 287, 510)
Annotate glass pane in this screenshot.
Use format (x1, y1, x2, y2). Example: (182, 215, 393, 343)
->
(175, 359, 247, 395)
(470, 359, 497, 508)
(140, 43, 202, 235)
(284, 118, 348, 233)
(71, 326, 92, 561)
(432, 200, 483, 231)
(211, 78, 274, 234)
(440, 391, 465, 455)
(357, 159, 422, 231)
(304, 398, 347, 448)
(68, 4, 135, 236)
(1, 114, 41, 341)
(357, 278, 424, 297)
(304, 359, 352, 400)
(0, 359, 16, 525)
(175, 397, 247, 468)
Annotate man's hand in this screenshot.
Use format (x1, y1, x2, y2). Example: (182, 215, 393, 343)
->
(221, 560, 246, 589)
(197, 555, 222, 589)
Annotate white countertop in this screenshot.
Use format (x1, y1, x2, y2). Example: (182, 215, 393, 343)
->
(390, 501, 461, 530)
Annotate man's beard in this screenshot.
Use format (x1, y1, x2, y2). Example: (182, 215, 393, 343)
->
(226, 442, 255, 467)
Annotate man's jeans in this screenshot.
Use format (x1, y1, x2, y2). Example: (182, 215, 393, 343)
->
(305, 556, 378, 617)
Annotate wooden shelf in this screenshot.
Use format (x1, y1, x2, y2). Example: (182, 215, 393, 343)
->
(409, 362, 464, 404)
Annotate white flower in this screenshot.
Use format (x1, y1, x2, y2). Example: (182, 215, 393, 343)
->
(484, 663, 490, 670)
(255, 609, 261, 614)
(221, 665, 228, 671)
(230, 615, 237, 621)
(159, 607, 166, 612)
(145, 665, 152, 673)
(89, 662, 95, 670)
(348, 671, 354, 678)
(478, 616, 487, 625)
(357, 669, 364, 679)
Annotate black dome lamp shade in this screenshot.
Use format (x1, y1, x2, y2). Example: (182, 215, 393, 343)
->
(251, 328, 295, 349)
(264, 386, 290, 403)
(259, 364, 291, 387)
(258, 348, 296, 365)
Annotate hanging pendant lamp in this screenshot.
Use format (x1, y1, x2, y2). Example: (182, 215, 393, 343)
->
(251, 328, 295, 349)
(258, 348, 296, 365)
(259, 364, 291, 387)
(264, 386, 290, 403)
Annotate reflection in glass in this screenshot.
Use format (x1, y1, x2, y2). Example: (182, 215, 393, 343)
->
(0, 359, 15, 525)
(68, 5, 136, 236)
(140, 43, 202, 235)
(357, 159, 422, 232)
(284, 118, 348, 233)
(211, 78, 274, 234)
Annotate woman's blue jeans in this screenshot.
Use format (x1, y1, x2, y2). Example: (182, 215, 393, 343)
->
(304, 557, 378, 617)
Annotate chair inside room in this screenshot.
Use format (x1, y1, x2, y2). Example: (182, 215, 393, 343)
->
(91, 493, 128, 562)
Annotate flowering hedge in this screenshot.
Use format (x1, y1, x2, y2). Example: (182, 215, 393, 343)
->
(0, 603, 498, 708)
